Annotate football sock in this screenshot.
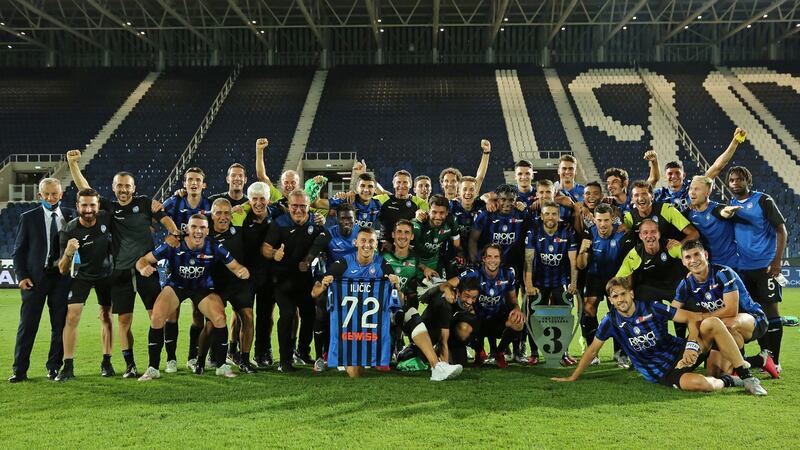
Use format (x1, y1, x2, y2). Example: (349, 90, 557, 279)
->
(188, 323, 202, 360)
(63, 358, 74, 371)
(213, 326, 229, 367)
(102, 354, 111, 365)
(164, 321, 178, 361)
(581, 314, 598, 346)
(719, 374, 736, 388)
(733, 364, 753, 380)
(122, 349, 135, 367)
(148, 327, 164, 369)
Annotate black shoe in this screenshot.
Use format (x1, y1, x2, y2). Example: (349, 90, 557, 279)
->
(55, 369, 74, 382)
(100, 361, 116, 377)
(294, 350, 314, 365)
(122, 365, 138, 379)
(239, 362, 256, 374)
(277, 362, 296, 373)
(227, 351, 243, 366)
(397, 344, 417, 362)
(8, 372, 28, 383)
(47, 369, 59, 380)
(263, 348, 274, 366)
(193, 365, 204, 375)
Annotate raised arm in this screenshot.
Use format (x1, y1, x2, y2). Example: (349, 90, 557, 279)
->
(255, 137, 272, 186)
(644, 150, 660, 188)
(474, 139, 492, 193)
(705, 128, 745, 179)
(66, 150, 91, 190)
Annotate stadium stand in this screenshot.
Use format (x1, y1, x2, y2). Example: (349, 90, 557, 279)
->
(0, 68, 147, 163)
(0, 202, 36, 258)
(76, 67, 232, 201)
(305, 65, 513, 190)
(185, 66, 316, 194)
(515, 66, 571, 153)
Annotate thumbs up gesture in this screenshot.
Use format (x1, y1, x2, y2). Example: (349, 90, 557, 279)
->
(274, 244, 285, 262)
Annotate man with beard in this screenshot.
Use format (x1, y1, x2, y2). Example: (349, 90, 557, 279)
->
(442, 244, 524, 367)
(412, 195, 461, 278)
(602, 150, 660, 215)
(136, 214, 250, 381)
(552, 277, 767, 395)
(66, 149, 180, 379)
(262, 190, 328, 372)
(469, 184, 529, 270)
(727, 166, 788, 373)
(575, 181, 603, 234)
(654, 128, 746, 213)
(53, 188, 114, 381)
(312, 173, 382, 230)
(374, 170, 429, 241)
(530, 179, 580, 231)
(163, 167, 213, 374)
(576, 203, 627, 367)
(672, 240, 778, 379)
(438, 139, 491, 201)
(449, 176, 486, 274)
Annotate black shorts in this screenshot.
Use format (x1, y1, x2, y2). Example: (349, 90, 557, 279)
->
(657, 354, 706, 389)
(109, 268, 161, 314)
(168, 285, 216, 307)
(584, 275, 610, 300)
(747, 312, 769, 343)
(738, 268, 782, 305)
(537, 286, 570, 306)
(217, 280, 254, 311)
(477, 313, 511, 339)
(68, 277, 112, 307)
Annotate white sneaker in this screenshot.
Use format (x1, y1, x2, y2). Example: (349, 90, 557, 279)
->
(215, 364, 236, 378)
(776, 364, 782, 374)
(165, 360, 178, 373)
(743, 377, 768, 396)
(186, 358, 197, 371)
(614, 351, 630, 369)
(313, 358, 326, 373)
(137, 366, 161, 382)
(430, 361, 463, 381)
(590, 356, 601, 366)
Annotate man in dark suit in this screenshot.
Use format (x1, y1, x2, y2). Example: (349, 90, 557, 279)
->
(9, 177, 74, 382)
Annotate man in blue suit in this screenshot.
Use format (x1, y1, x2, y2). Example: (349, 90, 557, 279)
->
(9, 177, 75, 382)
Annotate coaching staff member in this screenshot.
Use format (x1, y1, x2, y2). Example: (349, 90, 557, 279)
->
(262, 189, 327, 372)
(9, 178, 75, 382)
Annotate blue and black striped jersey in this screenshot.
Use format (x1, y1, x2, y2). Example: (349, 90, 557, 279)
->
(162, 195, 212, 232)
(457, 267, 516, 319)
(675, 264, 765, 319)
(472, 209, 528, 265)
(526, 221, 577, 288)
(596, 301, 685, 383)
(329, 198, 382, 230)
(327, 277, 401, 368)
(584, 225, 626, 279)
(152, 238, 233, 290)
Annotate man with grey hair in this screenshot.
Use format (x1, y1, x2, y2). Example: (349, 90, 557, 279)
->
(262, 189, 328, 372)
(9, 177, 75, 382)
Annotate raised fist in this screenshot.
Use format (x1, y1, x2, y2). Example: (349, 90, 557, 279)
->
(643, 150, 658, 162)
(66, 149, 81, 163)
(66, 238, 80, 255)
(256, 138, 269, 152)
(481, 139, 491, 153)
(733, 128, 747, 143)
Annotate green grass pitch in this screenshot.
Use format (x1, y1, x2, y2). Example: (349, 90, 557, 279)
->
(1, 288, 798, 448)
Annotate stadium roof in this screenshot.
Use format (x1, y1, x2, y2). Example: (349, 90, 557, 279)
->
(1, 0, 798, 51)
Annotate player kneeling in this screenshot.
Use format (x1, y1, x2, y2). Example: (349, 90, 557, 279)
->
(553, 277, 767, 395)
(135, 214, 250, 381)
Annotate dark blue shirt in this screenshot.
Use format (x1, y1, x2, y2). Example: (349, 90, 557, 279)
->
(153, 238, 233, 290)
(525, 221, 577, 288)
(596, 301, 685, 384)
(654, 179, 691, 213)
(163, 195, 212, 232)
(325, 223, 359, 261)
(585, 225, 626, 279)
(674, 264, 765, 319)
(686, 201, 739, 268)
(472, 209, 528, 265)
(457, 267, 516, 319)
(329, 197, 382, 230)
(730, 191, 785, 270)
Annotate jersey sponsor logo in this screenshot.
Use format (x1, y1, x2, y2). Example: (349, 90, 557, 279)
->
(492, 232, 516, 245)
(198, 254, 215, 260)
(699, 297, 725, 312)
(628, 330, 657, 351)
(341, 331, 378, 342)
(178, 264, 206, 279)
(539, 253, 563, 267)
(635, 314, 652, 324)
(478, 293, 503, 307)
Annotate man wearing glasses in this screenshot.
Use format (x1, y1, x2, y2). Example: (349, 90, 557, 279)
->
(262, 190, 328, 372)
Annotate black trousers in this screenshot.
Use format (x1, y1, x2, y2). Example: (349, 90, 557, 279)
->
(273, 274, 315, 364)
(13, 271, 71, 374)
(252, 273, 276, 357)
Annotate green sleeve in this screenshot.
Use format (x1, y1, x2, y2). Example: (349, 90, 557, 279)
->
(413, 196, 429, 211)
(667, 243, 683, 259)
(374, 194, 390, 204)
(412, 220, 423, 240)
(269, 185, 283, 203)
(661, 203, 690, 231)
(616, 248, 641, 278)
(623, 211, 633, 229)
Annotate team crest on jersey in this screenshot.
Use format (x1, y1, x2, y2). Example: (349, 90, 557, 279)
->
(706, 214, 711, 220)
(132, 205, 140, 213)
(489, 288, 495, 296)
(660, 252, 668, 262)
(652, 216, 659, 223)
(610, 240, 617, 247)
(438, 229, 445, 235)
(502, 224, 508, 232)
(395, 268, 401, 274)
(369, 267, 376, 275)
(230, 228, 236, 235)
(747, 203, 753, 209)
(548, 245, 554, 252)
(406, 201, 412, 207)
(100, 224, 107, 233)
(189, 259, 196, 265)
(307, 225, 314, 234)
(705, 292, 713, 300)
(633, 326, 641, 335)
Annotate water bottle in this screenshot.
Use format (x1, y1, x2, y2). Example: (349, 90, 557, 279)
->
(70, 251, 81, 278)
